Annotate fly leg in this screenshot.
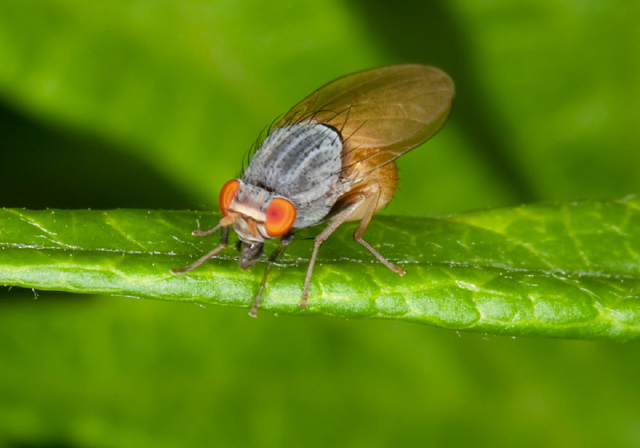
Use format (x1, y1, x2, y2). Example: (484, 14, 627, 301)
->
(192, 225, 222, 237)
(353, 184, 406, 276)
(300, 201, 363, 308)
(300, 184, 405, 308)
(249, 232, 294, 317)
(171, 226, 229, 274)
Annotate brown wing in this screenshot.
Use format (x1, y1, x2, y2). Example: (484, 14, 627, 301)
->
(276, 64, 454, 180)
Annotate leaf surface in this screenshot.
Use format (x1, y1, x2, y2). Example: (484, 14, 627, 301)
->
(2, 197, 639, 341)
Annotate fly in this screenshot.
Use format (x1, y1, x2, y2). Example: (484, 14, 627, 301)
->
(172, 64, 455, 316)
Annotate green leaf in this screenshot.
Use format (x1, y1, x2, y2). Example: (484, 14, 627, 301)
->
(0, 0, 387, 205)
(1, 2, 640, 446)
(2, 197, 639, 341)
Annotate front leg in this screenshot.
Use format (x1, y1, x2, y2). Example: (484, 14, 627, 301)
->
(249, 232, 294, 317)
(171, 226, 230, 274)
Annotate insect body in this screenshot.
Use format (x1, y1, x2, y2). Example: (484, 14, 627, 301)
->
(172, 64, 454, 316)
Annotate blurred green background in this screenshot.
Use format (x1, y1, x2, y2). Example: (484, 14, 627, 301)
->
(1, 0, 639, 447)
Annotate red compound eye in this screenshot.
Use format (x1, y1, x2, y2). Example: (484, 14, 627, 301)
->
(218, 179, 240, 216)
(264, 197, 296, 237)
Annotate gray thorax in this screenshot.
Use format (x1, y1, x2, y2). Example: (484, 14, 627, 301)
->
(241, 123, 346, 228)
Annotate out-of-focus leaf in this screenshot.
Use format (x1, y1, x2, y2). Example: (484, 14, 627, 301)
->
(0, 0, 385, 203)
